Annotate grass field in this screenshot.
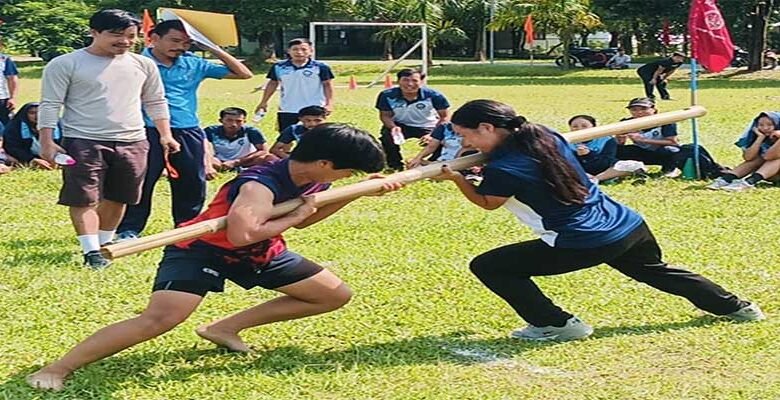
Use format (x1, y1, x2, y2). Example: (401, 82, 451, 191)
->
(1, 62, 779, 399)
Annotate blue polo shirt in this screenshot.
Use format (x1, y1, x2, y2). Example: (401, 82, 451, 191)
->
(205, 125, 266, 162)
(430, 123, 463, 162)
(142, 49, 230, 128)
(0, 53, 19, 100)
(476, 130, 643, 248)
(277, 124, 308, 144)
(267, 59, 334, 114)
(375, 87, 450, 129)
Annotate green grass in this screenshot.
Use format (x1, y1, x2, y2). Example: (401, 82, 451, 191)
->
(1, 64, 779, 400)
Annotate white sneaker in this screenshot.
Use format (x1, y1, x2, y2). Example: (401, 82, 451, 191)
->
(721, 179, 755, 191)
(510, 316, 593, 341)
(707, 177, 731, 190)
(726, 303, 766, 322)
(662, 168, 682, 178)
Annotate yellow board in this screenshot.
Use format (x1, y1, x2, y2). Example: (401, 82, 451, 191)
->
(159, 8, 238, 47)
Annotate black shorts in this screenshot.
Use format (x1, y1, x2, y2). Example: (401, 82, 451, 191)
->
(152, 245, 323, 297)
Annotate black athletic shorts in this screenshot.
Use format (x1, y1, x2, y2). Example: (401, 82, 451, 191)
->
(152, 245, 323, 297)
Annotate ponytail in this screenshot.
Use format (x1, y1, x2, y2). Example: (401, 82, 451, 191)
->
(452, 99, 588, 205)
(508, 122, 589, 205)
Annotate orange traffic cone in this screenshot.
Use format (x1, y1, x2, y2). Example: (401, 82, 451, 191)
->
(383, 74, 393, 88)
(348, 75, 358, 90)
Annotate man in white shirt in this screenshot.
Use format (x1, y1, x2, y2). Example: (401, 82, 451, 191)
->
(607, 48, 632, 70)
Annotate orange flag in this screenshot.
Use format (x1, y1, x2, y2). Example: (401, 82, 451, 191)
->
(523, 15, 534, 46)
(142, 9, 155, 46)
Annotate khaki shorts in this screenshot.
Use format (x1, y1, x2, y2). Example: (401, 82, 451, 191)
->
(58, 138, 150, 207)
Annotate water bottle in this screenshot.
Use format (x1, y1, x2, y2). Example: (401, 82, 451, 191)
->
(252, 111, 266, 123)
(391, 129, 405, 145)
(54, 153, 76, 166)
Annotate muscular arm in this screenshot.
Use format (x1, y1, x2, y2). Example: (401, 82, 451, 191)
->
(226, 182, 311, 247)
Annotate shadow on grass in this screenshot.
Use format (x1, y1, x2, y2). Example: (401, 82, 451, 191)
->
(0, 316, 726, 397)
(0, 238, 75, 267)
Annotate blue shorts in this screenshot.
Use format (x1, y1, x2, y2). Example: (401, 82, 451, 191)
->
(152, 245, 323, 296)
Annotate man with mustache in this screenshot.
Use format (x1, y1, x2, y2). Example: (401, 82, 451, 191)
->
(116, 19, 253, 243)
(38, 9, 177, 269)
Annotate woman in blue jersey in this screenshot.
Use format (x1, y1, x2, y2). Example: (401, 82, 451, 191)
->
(568, 115, 645, 183)
(436, 100, 764, 341)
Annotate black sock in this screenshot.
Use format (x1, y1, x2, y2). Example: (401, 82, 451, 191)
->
(745, 172, 765, 185)
(720, 173, 738, 183)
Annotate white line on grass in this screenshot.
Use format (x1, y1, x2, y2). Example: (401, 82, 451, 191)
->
(440, 345, 570, 375)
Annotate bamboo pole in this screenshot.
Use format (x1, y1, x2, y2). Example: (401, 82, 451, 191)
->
(102, 105, 706, 259)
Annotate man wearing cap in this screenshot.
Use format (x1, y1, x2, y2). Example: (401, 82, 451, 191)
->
(618, 97, 681, 176)
(115, 19, 253, 242)
(636, 52, 685, 100)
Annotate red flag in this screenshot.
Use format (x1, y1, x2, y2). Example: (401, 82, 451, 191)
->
(523, 15, 534, 46)
(142, 9, 155, 46)
(688, 0, 734, 72)
(661, 18, 671, 46)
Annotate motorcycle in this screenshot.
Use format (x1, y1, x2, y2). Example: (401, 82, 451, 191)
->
(555, 45, 618, 68)
(730, 47, 778, 69)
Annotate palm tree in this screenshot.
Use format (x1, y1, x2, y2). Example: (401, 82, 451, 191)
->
(490, 0, 601, 69)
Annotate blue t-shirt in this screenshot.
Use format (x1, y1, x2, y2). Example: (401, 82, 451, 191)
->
(277, 124, 308, 144)
(476, 131, 643, 248)
(430, 123, 463, 161)
(267, 59, 334, 113)
(142, 49, 230, 128)
(375, 87, 450, 129)
(634, 123, 678, 151)
(205, 125, 266, 162)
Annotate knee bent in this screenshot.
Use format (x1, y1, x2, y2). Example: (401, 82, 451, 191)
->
(322, 284, 353, 310)
(137, 311, 189, 334)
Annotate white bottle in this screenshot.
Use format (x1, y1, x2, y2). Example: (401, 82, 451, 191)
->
(252, 111, 266, 123)
(391, 129, 406, 145)
(54, 153, 76, 166)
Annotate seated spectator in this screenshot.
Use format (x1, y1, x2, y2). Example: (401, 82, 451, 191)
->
(606, 48, 631, 69)
(2, 102, 61, 170)
(567, 115, 645, 184)
(270, 105, 328, 159)
(616, 97, 681, 177)
(406, 122, 462, 168)
(707, 111, 780, 191)
(376, 68, 450, 171)
(205, 107, 274, 171)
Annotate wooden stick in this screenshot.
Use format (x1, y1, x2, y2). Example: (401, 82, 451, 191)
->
(102, 105, 706, 259)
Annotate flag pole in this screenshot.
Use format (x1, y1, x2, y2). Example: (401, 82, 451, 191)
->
(690, 58, 701, 179)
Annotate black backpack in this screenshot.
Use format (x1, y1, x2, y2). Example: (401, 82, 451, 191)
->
(673, 144, 724, 179)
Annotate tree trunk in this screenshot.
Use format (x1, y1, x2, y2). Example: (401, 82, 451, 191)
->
(609, 31, 620, 48)
(383, 37, 394, 60)
(620, 33, 633, 54)
(748, 0, 773, 71)
(258, 31, 276, 61)
(474, 27, 486, 61)
(561, 34, 572, 70)
(580, 32, 589, 47)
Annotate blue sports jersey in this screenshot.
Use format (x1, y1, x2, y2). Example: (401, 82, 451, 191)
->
(267, 59, 334, 113)
(277, 124, 307, 144)
(375, 87, 450, 128)
(205, 125, 266, 162)
(430, 123, 463, 161)
(634, 123, 678, 151)
(0, 53, 18, 99)
(476, 130, 643, 248)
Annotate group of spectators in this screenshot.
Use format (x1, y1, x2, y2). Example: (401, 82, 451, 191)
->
(2, 8, 778, 271)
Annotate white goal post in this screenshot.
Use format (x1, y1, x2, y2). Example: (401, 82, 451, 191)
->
(309, 22, 428, 87)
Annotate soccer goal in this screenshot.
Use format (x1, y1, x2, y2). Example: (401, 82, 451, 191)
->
(309, 22, 428, 87)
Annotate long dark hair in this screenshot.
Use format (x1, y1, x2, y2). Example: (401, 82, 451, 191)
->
(452, 99, 588, 205)
(5, 102, 39, 137)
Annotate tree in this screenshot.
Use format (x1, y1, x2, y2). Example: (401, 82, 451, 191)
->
(0, 0, 94, 59)
(747, 0, 775, 71)
(490, 0, 601, 69)
(442, 0, 491, 61)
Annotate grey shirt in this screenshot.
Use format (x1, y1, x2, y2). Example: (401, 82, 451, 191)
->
(38, 48, 169, 142)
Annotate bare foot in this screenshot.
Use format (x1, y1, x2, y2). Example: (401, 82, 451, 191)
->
(26, 368, 68, 391)
(195, 325, 252, 353)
